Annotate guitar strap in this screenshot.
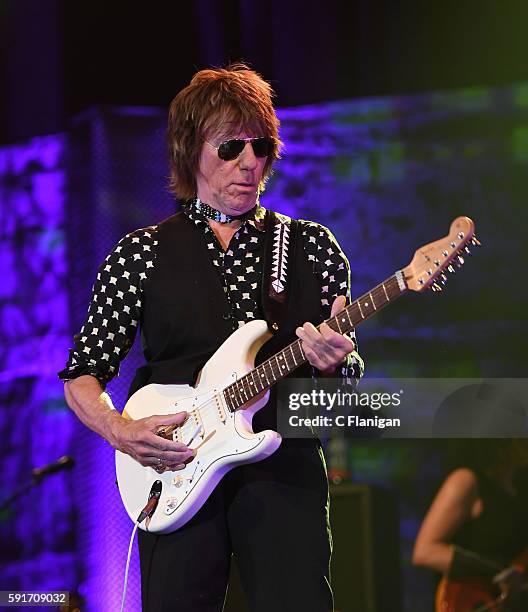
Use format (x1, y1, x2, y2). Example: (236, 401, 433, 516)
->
(261, 209, 298, 333)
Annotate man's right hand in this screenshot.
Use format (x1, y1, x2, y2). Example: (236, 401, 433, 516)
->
(64, 377, 196, 473)
(110, 411, 196, 472)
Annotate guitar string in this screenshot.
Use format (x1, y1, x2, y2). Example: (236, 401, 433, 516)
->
(230, 243, 471, 406)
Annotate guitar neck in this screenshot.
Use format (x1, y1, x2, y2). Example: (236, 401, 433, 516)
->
(223, 270, 408, 411)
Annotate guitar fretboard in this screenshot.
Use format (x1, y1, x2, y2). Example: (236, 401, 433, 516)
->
(223, 271, 407, 411)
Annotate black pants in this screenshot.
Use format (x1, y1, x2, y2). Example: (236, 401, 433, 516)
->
(138, 438, 333, 612)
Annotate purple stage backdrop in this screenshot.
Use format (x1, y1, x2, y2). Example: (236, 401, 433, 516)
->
(0, 136, 81, 601)
(1, 81, 527, 611)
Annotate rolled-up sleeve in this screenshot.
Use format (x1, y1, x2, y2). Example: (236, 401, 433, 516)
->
(58, 227, 157, 387)
(300, 221, 365, 384)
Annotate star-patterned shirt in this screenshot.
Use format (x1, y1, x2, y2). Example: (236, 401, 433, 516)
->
(59, 205, 364, 387)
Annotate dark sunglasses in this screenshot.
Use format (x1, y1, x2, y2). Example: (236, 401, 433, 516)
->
(206, 136, 274, 161)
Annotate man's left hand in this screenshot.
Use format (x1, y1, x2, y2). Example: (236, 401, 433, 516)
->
(296, 296, 355, 373)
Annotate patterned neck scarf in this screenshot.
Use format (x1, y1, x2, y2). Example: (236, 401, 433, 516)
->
(192, 197, 257, 223)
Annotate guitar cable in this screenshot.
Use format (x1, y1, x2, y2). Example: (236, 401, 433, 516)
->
(120, 481, 163, 612)
(120, 521, 139, 612)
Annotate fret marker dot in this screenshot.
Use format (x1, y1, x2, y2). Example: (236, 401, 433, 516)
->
(364, 302, 369, 307)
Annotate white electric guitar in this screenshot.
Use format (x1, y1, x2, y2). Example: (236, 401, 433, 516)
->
(116, 216, 478, 533)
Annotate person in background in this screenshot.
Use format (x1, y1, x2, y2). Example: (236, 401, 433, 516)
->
(413, 439, 528, 611)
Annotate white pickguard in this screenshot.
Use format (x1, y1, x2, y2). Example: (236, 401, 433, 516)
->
(115, 319, 282, 533)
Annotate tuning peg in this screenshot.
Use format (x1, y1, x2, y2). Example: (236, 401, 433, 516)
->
(464, 246, 471, 255)
(447, 264, 456, 274)
(457, 255, 465, 266)
(441, 273, 448, 282)
(471, 236, 481, 246)
(431, 282, 443, 292)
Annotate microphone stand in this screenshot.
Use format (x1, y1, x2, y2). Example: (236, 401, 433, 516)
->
(0, 456, 74, 513)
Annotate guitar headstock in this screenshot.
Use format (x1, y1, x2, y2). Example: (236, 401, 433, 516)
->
(403, 216, 479, 292)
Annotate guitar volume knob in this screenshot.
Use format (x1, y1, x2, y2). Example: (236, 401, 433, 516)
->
(164, 497, 179, 514)
(172, 476, 184, 488)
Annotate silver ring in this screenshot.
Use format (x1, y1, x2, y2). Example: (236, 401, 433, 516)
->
(154, 457, 165, 473)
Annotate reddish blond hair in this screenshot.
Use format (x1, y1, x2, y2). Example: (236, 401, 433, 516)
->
(167, 63, 282, 200)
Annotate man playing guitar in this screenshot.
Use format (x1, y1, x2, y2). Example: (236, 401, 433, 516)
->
(60, 63, 363, 611)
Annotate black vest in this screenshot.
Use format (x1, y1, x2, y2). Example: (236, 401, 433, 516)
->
(129, 212, 323, 428)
